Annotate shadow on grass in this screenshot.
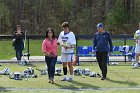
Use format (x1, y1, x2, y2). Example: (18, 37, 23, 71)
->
(0, 86, 11, 93)
(54, 80, 100, 90)
(23, 63, 37, 67)
(106, 78, 138, 86)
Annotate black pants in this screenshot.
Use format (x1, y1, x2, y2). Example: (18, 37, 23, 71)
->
(45, 56, 57, 81)
(96, 52, 108, 78)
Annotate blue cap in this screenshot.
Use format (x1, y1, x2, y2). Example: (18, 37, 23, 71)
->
(97, 23, 104, 28)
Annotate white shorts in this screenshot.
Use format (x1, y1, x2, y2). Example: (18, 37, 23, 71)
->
(61, 53, 74, 62)
(135, 44, 140, 53)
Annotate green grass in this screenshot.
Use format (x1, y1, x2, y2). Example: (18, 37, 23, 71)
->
(0, 62, 140, 93)
(0, 39, 136, 59)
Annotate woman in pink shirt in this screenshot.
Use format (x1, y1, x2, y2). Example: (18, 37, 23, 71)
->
(42, 28, 58, 84)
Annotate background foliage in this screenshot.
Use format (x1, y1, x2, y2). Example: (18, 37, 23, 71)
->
(0, 0, 139, 35)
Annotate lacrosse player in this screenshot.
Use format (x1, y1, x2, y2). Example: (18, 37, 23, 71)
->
(42, 28, 58, 84)
(58, 22, 76, 82)
(94, 23, 113, 80)
(133, 22, 140, 68)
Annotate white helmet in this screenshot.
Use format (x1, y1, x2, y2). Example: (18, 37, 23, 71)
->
(40, 70, 47, 75)
(9, 72, 14, 79)
(73, 68, 81, 76)
(14, 72, 23, 80)
(89, 71, 96, 77)
(55, 67, 61, 76)
(83, 68, 90, 75)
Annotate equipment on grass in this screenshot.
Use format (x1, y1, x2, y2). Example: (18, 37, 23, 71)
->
(14, 72, 23, 80)
(111, 62, 118, 65)
(73, 68, 85, 78)
(9, 72, 23, 80)
(23, 67, 34, 75)
(32, 74, 38, 78)
(36, 68, 47, 75)
(55, 67, 61, 76)
(0, 67, 10, 75)
(9, 67, 37, 80)
(89, 71, 101, 77)
(83, 68, 90, 75)
(73, 68, 82, 76)
(19, 59, 29, 66)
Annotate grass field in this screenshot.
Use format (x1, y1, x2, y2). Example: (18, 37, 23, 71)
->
(0, 62, 140, 93)
(0, 39, 135, 59)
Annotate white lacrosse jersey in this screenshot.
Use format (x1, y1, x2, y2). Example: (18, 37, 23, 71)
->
(58, 31, 76, 53)
(135, 30, 140, 45)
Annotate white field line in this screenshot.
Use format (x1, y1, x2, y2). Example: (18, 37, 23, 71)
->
(0, 87, 140, 91)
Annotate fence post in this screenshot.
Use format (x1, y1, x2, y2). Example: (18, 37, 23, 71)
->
(124, 37, 126, 63)
(76, 37, 79, 66)
(27, 36, 30, 60)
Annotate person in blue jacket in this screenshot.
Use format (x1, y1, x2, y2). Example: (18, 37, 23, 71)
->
(13, 25, 24, 64)
(93, 23, 113, 80)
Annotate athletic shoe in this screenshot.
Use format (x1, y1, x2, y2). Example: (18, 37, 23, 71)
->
(132, 63, 139, 69)
(51, 81, 55, 84)
(101, 77, 106, 80)
(138, 63, 140, 67)
(68, 77, 73, 82)
(61, 77, 67, 81)
(48, 80, 51, 83)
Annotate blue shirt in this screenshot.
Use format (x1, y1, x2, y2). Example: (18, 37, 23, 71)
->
(93, 31, 113, 52)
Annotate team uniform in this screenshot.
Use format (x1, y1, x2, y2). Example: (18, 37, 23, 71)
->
(58, 31, 76, 62)
(134, 30, 140, 53)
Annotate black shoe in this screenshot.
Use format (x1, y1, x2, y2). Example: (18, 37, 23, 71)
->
(138, 63, 140, 67)
(101, 77, 106, 80)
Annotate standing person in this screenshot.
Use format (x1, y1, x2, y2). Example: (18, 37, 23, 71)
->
(42, 28, 58, 84)
(58, 22, 76, 82)
(93, 23, 113, 80)
(13, 25, 24, 64)
(133, 22, 140, 68)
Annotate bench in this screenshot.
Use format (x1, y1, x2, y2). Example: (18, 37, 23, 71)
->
(77, 46, 135, 65)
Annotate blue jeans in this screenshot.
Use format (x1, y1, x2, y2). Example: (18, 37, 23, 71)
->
(16, 49, 22, 61)
(45, 56, 57, 80)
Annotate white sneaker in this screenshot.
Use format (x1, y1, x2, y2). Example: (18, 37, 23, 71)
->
(61, 77, 67, 81)
(132, 63, 139, 69)
(68, 77, 73, 82)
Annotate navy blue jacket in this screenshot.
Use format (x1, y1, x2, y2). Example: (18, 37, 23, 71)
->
(13, 31, 24, 50)
(93, 31, 113, 52)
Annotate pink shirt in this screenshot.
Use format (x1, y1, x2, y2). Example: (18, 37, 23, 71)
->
(42, 38, 58, 57)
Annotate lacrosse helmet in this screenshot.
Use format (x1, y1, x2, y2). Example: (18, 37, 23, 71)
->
(41, 70, 47, 75)
(89, 71, 96, 77)
(55, 67, 61, 75)
(23, 67, 34, 75)
(9, 72, 14, 79)
(83, 68, 90, 75)
(20, 59, 28, 65)
(32, 74, 38, 78)
(14, 72, 22, 80)
(73, 68, 81, 76)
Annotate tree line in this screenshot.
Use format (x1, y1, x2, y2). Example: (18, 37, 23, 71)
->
(0, 0, 139, 35)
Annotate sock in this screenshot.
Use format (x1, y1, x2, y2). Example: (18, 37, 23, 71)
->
(63, 67, 67, 75)
(64, 75, 67, 78)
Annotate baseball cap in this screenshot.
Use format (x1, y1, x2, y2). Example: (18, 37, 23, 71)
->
(97, 23, 104, 28)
